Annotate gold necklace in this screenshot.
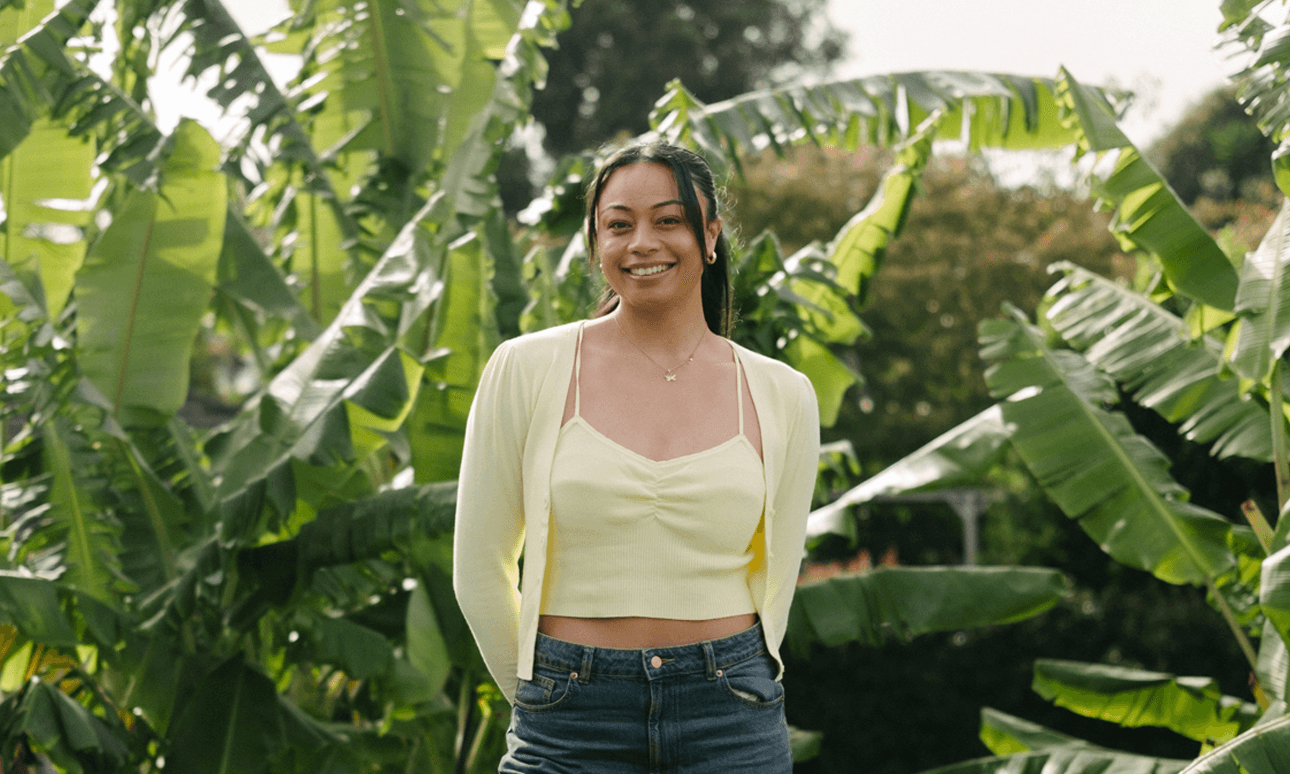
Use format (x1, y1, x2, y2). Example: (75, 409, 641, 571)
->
(613, 316, 706, 382)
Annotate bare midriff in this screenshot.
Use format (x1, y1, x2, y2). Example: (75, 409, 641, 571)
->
(537, 613, 757, 649)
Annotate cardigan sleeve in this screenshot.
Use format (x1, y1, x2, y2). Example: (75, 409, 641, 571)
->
(452, 339, 529, 703)
(760, 371, 820, 657)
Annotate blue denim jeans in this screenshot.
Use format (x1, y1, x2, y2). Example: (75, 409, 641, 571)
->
(498, 622, 792, 773)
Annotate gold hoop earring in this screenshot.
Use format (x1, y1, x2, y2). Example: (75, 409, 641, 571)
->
(705, 253, 717, 265)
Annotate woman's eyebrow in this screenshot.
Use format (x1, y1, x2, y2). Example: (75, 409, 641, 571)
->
(602, 199, 685, 212)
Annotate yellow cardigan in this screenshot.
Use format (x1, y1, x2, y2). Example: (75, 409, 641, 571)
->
(452, 321, 820, 704)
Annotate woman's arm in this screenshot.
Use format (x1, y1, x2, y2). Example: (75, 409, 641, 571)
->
(452, 340, 528, 703)
(761, 371, 821, 654)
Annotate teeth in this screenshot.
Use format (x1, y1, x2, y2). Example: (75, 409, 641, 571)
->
(629, 265, 669, 276)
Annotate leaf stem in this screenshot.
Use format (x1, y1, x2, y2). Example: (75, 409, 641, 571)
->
(1206, 575, 1260, 675)
(1273, 360, 1290, 512)
(1243, 499, 1275, 556)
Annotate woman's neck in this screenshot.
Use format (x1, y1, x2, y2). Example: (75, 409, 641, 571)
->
(610, 305, 711, 356)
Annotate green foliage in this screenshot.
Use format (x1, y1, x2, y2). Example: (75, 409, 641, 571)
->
(786, 566, 1067, 652)
(1030, 660, 1259, 744)
(729, 145, 1127, 466)
(3, 0, 1286, 769)
(784, 3, 1290, 771)
(1147, 86, 1276, 206)
(529, 0, 847, 155)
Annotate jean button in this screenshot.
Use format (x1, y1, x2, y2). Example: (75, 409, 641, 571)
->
(650, 655, 663, 669)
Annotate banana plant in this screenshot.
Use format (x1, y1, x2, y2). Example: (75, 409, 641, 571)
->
(645, 67, 1241, 428)
(824, 3, 1290, 770)
(0, 0, 576, 769)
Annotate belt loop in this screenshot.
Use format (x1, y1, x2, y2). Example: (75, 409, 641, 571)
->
(580, 646, 593, 684)
(702, 641, 718, 680)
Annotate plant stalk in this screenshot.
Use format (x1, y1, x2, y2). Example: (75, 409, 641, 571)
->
(1243, 499, 1275, 556)
(1273, 360, 1290, 512)
(1206, 575, 1260, 675)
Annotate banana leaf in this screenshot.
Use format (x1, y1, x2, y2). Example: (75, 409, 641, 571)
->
(807, 406, 1010, 541)
(917, 749, 1187, 774)
(75, 120, 227, 426)
(0, 679, 130, 773)
(407, 230, 497, 483)
(210, 196, 446, 537)
(1221, 6, 1290, 143)
(1261, 543, 1290, 651)
(231, 482, 456, 627)
(1180, 713, 1290, 773)
(652, 72, 1106, 319)
(166, 655, 333, 774)
(979, 707, 1094, 755)
(1055, 69, 1239, 312)
(784, 565, 1066, 655)
(0, 0, 95, 160)
(1031, 659, 1260, 744)
(405, 582, 451, 696)
(0, 574, 77, 646)
(0, 118, 94, 318)
(981, 308, 1237, 587)
(42, 417, 121, 601)
(651, 71, 1102, 173)
(215, 209, 319, 341)
(180, 0, 359, 231)
(1229, 198, 1290, 383)
(1045, 263, 1272, 461)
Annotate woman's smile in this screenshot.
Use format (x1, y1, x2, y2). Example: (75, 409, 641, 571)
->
(625, 263, 675, 277)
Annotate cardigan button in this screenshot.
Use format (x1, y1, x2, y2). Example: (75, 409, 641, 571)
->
(650, 655, 663, 669)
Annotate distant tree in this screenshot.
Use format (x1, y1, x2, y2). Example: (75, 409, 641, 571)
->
(530, 0, 847, 156)
(1147, 85, 1276, 207)
(726, 147, 1129, 468)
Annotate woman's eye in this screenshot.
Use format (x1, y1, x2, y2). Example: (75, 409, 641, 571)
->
(658, 216, 682, 226)
(608, 220, 630, 230)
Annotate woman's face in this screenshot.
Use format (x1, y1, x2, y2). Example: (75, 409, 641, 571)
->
(594, 162, 721, 316)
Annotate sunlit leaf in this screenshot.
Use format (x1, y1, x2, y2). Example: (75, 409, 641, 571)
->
(1056, 69, 1239, 311)
(76, 120, 227, 426)
(1032, 659, 1259, 744)
(0, 118, 94, 318)
(982, 309, 1237, 587)
(914, 748, 1187, 774)
(1230, 199, 1290, 383)
(1046, 263, 1272, 461)
(807, 406, 1010, 542)
(1179, 713, 1290, 773)
(979, 707, 1094, 755)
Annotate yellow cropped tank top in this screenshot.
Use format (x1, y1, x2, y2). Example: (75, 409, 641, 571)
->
(541, 324, 767, 619)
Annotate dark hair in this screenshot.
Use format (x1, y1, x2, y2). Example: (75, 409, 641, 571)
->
(585, 140, 733, 336)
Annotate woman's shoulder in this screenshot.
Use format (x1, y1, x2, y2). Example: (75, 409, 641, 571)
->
(729, 339, 812, 392)
(491, 321, 582, 366)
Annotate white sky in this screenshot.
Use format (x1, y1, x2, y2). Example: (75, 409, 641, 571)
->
(189, 0, 1240, 153)
(826, 0, 1237, 146)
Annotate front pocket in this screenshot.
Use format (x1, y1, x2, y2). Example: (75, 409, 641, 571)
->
(513, 668, 578, 712)
(719, 655, 784, 708)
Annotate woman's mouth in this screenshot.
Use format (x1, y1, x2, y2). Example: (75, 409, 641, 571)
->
(626, 264, 673, 276)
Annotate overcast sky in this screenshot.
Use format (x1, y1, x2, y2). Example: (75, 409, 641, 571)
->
(825, 0, 1237, 146)
(200, 0, 1241, 150)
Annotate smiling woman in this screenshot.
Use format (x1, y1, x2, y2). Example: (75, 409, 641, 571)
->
(452, 139, 821, 772)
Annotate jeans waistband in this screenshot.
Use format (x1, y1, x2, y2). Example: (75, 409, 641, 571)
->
(533, 622, 766, 680)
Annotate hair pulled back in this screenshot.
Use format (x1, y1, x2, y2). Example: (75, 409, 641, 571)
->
(585, 139, 733, 336)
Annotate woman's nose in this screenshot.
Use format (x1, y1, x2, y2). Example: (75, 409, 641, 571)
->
(629, 224, 660, 253)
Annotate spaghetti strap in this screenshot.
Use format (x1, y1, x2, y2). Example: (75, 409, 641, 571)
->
(573, 322, 585, 418)
(732, 342, 744, 435)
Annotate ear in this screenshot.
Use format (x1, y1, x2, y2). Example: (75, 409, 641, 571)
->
(704, 216, 722, 257)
